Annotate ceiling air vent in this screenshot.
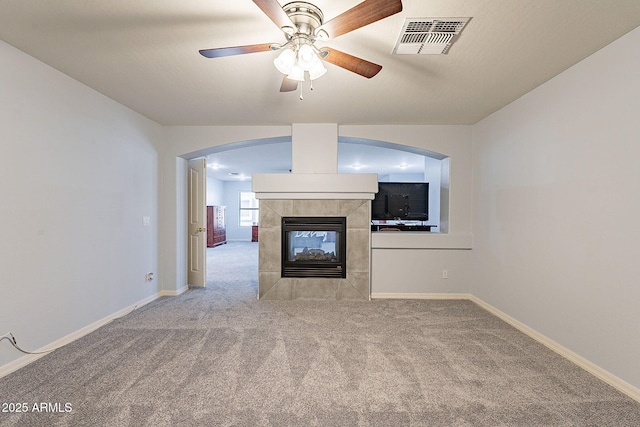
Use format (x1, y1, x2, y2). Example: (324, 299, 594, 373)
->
(393, 18, 471, 55)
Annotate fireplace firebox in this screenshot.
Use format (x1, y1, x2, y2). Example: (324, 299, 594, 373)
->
(281, 217, 346, 278)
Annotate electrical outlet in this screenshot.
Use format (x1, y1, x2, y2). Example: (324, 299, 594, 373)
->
(442, 270, 448, 279)
(145, 272, 154, 282)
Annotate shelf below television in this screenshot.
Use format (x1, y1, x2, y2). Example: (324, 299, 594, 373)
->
(371, 224, 435, 232)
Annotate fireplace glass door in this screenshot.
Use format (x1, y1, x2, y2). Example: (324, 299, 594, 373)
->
(281, 217, 346, 278)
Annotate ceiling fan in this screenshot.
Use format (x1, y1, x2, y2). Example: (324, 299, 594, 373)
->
(199, 0, 403, 96)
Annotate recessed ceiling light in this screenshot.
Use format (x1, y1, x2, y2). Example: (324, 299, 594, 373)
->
(228, 172, 249, 180)
(351, 163, 364, 170)
(208, 163, 222, 169)
(398, 163, 409, 169)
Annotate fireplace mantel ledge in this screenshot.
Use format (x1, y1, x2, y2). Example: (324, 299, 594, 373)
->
(252, 173, 378, 200)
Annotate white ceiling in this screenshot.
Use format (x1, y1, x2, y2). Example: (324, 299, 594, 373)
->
(2, 1, 639, 127)
(2, 1, 639, 180)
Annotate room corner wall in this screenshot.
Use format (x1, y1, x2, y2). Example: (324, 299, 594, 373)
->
(0, 40, 163, 370)
(471, 26, 640, 391)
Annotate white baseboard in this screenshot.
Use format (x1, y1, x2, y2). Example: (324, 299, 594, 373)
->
(0, 292, 161, 379)
(159, 285, 189, 297)
(371, 292, 473, 300)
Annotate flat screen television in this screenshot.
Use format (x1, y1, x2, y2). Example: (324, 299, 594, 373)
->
(371, 182, 429, 221)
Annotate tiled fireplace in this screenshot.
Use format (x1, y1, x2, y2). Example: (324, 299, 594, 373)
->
(252, 124, 378, 301)
(257, 199, 371, 300)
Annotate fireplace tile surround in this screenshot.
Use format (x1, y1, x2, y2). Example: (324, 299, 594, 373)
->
(258, 199, 371, 300)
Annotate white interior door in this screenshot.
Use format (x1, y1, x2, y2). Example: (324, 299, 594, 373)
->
(187, 158, 207, 287)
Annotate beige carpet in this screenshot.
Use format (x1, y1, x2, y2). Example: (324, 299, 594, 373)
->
(1, 242, 639, 426)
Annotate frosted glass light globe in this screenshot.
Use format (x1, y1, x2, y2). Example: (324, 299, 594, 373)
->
(273, 48, 296, 75)
(297, 44, 318, 71)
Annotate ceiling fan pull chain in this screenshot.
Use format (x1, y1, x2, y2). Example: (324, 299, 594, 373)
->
(310, 79, 314, 91)
(299, 81, 304, 100)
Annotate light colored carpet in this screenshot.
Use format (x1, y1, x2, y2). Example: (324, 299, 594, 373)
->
(1, 241, 639, 426)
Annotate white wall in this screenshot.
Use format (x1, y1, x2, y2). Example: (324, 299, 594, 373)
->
(471, 27, 640, 390)
(372, 248, 471, 295)
(378, 173, 424, 182)
(222, 180, 253, 241)
(0, 41, 163, 369)
(206, 176, 224, 206)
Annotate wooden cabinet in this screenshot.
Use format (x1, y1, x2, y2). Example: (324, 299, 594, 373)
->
(207, 206, 226, 247)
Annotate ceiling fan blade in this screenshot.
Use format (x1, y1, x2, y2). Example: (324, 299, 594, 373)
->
(320, 0, 403, 39)
(199, 43, 273, 58)
(321, 48, 382, 78)
(280, 76, 298, 92)
(253, 0, 295, 30)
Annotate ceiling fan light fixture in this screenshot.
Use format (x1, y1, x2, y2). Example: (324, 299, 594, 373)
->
(297, 43, 318, 70)
(199, 0, 403, 94)
(274, 39, 327, 83)
(274, 48, 296, 74)
(287, 63, 305, 82)
(308, 60, 327, 80)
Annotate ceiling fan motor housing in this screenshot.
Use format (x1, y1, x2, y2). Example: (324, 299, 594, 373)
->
(283, 1, 324, 36)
